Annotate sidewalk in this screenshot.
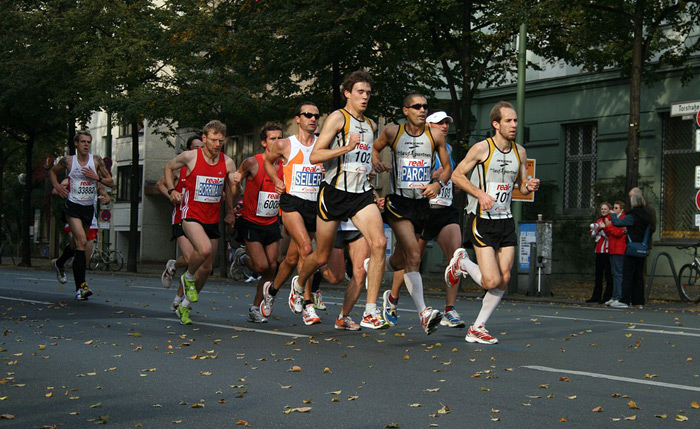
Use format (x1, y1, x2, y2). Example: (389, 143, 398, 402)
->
(3, 257, 694, 310)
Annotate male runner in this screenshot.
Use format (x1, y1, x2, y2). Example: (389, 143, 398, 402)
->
(445, 101, 540, 344)
(373, 95, 452, 335)
(383, 111, 465, 328)
(286, 70, 389, 329)
(233, 124, 284, 323)
(49, 131, 114, 300)
(157, 135, 204, 314)
(163, 120, 238, 325)
(260, 103, 324, 324)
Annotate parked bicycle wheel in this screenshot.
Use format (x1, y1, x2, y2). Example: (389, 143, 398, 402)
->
(108, 250, 124, 271)
(89, 250, 101, 271)
(678, 263, 700, 302)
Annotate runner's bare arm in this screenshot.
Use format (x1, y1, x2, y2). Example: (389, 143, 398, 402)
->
(155, 175, 178, 201)
(224, 156, 239, 227)
(451, 140, 495, 210)
(371, 125, 397, 174)
(516, 145, 539, 195)
(97, 182, 111, 205)
(49, 157, 70, 198)
(93, 156, 115, 188)
(421, 132, 450, 198)
(164, 151, 194, 203)
(263, 139, 288, 194)
(309, 111, 357, 164)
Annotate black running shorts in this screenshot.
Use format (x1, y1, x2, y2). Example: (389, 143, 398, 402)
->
(317, 182, 375, 222)
(465, 213, 516, 250)
(383, 193, 430, 231)
(280, 193, 317, 232)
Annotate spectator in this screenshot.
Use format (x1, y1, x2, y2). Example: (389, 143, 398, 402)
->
(604, 200, 627, 306)
(587, 202, 613, 303)
(609, 188, 656, 309)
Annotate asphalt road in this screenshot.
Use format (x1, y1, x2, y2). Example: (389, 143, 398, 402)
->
(1, 266, 699, 428)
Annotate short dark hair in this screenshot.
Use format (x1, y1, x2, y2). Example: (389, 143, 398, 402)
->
(342, 70, 374, 95)
(489, 101, 514, 129)
(186, 135, 202, 150)
(74, 131, 92, 143)
(260, 124, 283, 142)
(403, 93, 425, 108)
(614, 200, 626, 210)
(294, 101, 318, 117)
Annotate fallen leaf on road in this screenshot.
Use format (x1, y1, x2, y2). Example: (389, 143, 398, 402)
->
(645, 374, 658, 379)
(385, 423, 399, 428)
(0, 414, 14, 420)
(283, 407, 311, 413)
(289, 366, 302, 372)
(280, 385, 292, 389)
(691, 401, 699, 409)
(84, 340, 94, 345)
(303, 398, 313, 404)
(558, 377, 570, 382)
(236, 420, 250, 426)
(592, 406, 603, 412)
(655, 414, 667, 419)
(425, 388, 439, 392)
(409, 403, 421, 408)
(567, 396, 577, 400)
(348, 396, 359, 401)
(323, 368, 331, 373)
(676, 415, 688, 422)
(624, 415, 636, 420)
(628, 400, 640, 409)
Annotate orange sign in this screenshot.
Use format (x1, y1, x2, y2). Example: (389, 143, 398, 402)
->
(512, 159, 536, 202)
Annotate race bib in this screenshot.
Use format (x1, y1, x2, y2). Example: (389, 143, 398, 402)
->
(70, 180, 97, 202)
(290, 164, 322, 196)
(430, 180, 453, 207)
(256, 191, 279, 217)
(194, 175, 224, 203)
(398, 158, 431, 189)
(342, 140, 372, 174)
(485, 182, 513, 215)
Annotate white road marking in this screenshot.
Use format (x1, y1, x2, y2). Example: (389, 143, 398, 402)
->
(19, 277, 56, 283)
(0, 296, 53, 305)
(628, 328, 700, 338)
(523, 365, 700, 392)
(131, 285, 222, 295)
(154, 318, 311, 337)
(534, 314, 700, 332)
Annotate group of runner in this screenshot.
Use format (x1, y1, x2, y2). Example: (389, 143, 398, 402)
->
(51, 70, 539, 345)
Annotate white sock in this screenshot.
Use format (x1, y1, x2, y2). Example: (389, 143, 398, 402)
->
(181, 298, 191, 308)
(474, 288, 505, 328)
(364, 302, 377, 315)
(403, 271, 426, 312)
(173, 295, 183, 305)
(459, 255, 483, 287)
(185, 271, 195, 282)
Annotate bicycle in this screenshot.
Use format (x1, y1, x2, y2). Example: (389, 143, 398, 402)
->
(89, 248, 124, 272)
(677, 242, 700, 303)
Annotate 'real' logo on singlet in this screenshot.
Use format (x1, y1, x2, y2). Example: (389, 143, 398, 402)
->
(194, 176, 224, 203)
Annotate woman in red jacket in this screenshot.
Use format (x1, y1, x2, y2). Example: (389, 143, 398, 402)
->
(588, 202, 614, 303)
(604, 201, 627, 306)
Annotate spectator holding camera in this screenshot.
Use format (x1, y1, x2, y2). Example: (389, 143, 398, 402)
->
(587, 202, 613, 303)
(603, 201, 627, 306)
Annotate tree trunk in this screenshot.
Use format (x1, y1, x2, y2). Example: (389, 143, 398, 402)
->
(626, 0, 644, 193)
(20, 135, 34, 266)
(458, 0, 473, 152)
(68, 117, 76, 156)
(127, 121, 140, 272)
(332, 60, 341, 111)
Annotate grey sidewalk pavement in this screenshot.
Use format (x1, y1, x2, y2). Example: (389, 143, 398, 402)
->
(3, 257, 696, 311)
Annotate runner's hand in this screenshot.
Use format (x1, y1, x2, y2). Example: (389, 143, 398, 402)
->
(169, 190, 182, 204)
(478, 190, 496, 210)
(82, 167, 99, 181)
(224, 212, 235, 228)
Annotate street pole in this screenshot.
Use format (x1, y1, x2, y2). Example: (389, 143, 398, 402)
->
(511, 22, 527, 295)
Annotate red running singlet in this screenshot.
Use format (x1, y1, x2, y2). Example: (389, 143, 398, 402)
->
(181, 148, 227, 224)
(241, 154, 283, 226)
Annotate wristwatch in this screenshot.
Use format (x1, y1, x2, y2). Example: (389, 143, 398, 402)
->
(438, 180, 447, 188)
(167, 188, 176, 195)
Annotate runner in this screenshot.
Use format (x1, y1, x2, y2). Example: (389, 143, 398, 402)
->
(163, 120, 238, 325)
(51, 178, 110, 285)
(373, 94, 452, 334)
(445, 101, 540, 344)
(284, 70, 389, 329)
(157, 135, 204, 314)
(233, 124, 284, 323)
(49, 131, 114, 300)
(383, 111, 465, 328)
(260, 102, 324, 324)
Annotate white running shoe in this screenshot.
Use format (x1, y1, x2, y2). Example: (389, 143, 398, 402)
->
(51, 259, 67, 284)
(419, 307, 442, 335)
(247, 306, 268, 323)
(161, 259, 177, 288)
(445, 248, 467, 288)
(288, 276, 303, 314)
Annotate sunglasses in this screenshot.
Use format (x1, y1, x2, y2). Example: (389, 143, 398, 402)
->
(300, 112, 320, 119)
(407, 103, 429, 110)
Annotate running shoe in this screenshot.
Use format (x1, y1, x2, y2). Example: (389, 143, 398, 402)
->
(604, 298, 615, 306)
(288, 276, 303, 314)
(382, 290, 398, 327)
(335, 314, 360, 331)
(302, 304, 321, 325)
(360, 308, 390, 330)
(176, 306, 192, 325)
(180, 274, 198, 303)
(170, 299, 181, 312)
(609, 300, 629, 309)
(313, 290, 326, 311)
(261, 281, 275, 317)
(51, 259, 67, 284)
(363, 258, 370, 290)
(78, 282, 93, 300)
(465, 325, 498, 344)
(161, 259, 177, 288)
(440, 309, 466, 328)
(247, 306, 268, 323)
(419, 307, 442, 335)
(445, 248, 468, 288)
